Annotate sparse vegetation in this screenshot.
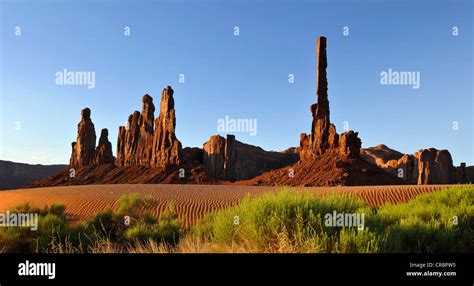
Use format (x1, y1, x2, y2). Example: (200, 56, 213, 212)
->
(0, 186, 472, 253)
(0, 193, 181, 253)
(191, 186, 473, 253)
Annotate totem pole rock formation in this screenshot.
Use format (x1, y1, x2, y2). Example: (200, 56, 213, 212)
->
(116, 86, 182, 168)
(299, 37, 361, 160)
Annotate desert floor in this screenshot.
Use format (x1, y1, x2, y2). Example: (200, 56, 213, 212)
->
(0, 184, 456, 227)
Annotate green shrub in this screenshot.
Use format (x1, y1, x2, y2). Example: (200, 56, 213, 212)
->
(334, 228, 384, 253)
(84, 208, 114, 235)
(372, 186, 474, 253)
(0, 203, 66, 252)
(0, 226, 33, 252)
(14, 202, 40, 214)
(115, 194, 143, 220)
(36, 214, 68, 250)
(124, 202, 180, 244)
(47, 204, 66, 218)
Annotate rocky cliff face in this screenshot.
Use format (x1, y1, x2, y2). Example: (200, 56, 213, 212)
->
(116, 86, 182, 168)
(203, 134, 298, 181)
(361, 145, 416, 182)
(416, 148, 455, 184)
(360, 145, 466, 184)
(202, 135, 227, 179)
(70, 108, 114, 168)
(299, 37, 361, 160)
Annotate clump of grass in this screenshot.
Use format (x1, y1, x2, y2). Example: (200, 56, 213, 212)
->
(192, 189, 370, 253)
(0, 193, 182, 253)
(115, 194, 144, 220)
(369, 186, 474, 253)
(124, 201, 180, 244)
(0, 203, 68, 253)
(35, 213, 68, 250)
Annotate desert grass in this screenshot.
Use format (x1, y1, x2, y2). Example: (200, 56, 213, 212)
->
(0, 185, 471, 253)
(190, 185, 472, 253)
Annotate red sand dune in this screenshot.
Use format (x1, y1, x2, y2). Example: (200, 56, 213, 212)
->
(0, 184, 454, 228)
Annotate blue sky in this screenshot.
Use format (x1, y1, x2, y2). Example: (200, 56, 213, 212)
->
(0, 0, 472, 166)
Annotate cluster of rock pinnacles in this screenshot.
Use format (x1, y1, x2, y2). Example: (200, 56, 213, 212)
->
(69, 36, 466, 184)
(70, 86, 182, 169)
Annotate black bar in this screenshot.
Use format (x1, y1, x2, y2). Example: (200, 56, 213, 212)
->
(0, 253, 472, 285)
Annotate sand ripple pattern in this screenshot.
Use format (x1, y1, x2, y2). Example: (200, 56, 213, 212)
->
(0, 184, 453, 227)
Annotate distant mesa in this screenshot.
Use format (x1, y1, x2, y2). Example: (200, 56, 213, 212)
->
(202, 134, 298, 181)
(361, 145, 468, 184)
(0, 160, 66, 190)
(26, 36, 472, 189)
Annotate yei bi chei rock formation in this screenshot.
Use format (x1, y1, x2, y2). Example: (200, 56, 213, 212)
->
(116, 86, 182, 168)
(60, 84, 294, 186)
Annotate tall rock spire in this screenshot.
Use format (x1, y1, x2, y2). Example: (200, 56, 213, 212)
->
(300, 36, 361, 159)
(316, 37, 329, 102)
(311, 36, 331, 153)
(136, 94, 155, 165)
(151, 86, 182, 167)
(70, 108, 97, 167)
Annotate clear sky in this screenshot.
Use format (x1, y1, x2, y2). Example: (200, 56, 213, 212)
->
(0, 0, 472, 166)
